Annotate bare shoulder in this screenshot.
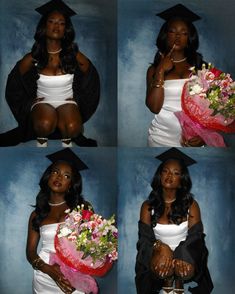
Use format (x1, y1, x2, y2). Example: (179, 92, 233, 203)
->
(19, 53, 34, 75)
(147, 65, 155, 79)
(28, 210, 37, 222)
(190, 199, 201, 215)
(140, 200, 151, 224)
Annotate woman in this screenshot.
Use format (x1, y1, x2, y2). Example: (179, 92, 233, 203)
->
(135, 148, 213, 294)
(26, 148, 90, 293)
(146, 4, 205, 147)
(1, 0, 100, 147)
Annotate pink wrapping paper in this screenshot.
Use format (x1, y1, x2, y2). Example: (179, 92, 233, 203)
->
(174, 111, 226, 147)
(49, 253, 98, 294)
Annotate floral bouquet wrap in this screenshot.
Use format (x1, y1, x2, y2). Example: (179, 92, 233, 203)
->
(49, 205, 118, 294)
(174, 64, 235, 146)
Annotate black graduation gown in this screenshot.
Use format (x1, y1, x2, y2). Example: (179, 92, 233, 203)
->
(0, 60, 100, 146)
(135, 221, 213, 294)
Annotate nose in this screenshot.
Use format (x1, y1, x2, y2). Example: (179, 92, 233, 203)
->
(56, 172, 62, 179)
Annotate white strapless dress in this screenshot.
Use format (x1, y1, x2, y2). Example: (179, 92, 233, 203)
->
(33, 223, 84, 294)
(153, 221, 188, 251)
(148, 79, 188, 147)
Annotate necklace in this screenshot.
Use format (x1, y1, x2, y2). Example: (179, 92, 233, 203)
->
(47, 48, 62, 54)
(164, 198, 176, 204)
(172, 57, 187, 63)
(48, 200, 66, 206)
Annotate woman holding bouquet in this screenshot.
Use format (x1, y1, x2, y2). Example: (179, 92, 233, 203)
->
(26, 149, 89, 294)
(146, 4, 205, 147)
(135, 148, 213, 294)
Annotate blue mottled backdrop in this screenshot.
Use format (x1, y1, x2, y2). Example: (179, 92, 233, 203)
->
(118, 0, 235, 147)
(0, 147, 117, 294)
(118, 147, 235, 293)
(0, 0, 117, 146)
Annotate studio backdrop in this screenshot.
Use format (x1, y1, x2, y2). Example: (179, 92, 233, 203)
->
(118, 0, 235, 147)
(0, 0, 117, 146)
(118, 147, 235, 294)
(0, 147, 117, 294)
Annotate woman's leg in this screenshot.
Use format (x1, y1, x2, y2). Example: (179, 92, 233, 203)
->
(31, 104, 57, 144)
(174, 278, 184, 294)
(57, 104, 82, 144)
(153, 253, 174, 293)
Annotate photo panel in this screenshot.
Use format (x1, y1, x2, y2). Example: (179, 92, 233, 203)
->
(0, 147, 117, 294)
(118, 147, 235, 293)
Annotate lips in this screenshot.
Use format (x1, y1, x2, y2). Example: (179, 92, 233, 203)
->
(53, 180, 62, 187)
(164, 177, 173, 184)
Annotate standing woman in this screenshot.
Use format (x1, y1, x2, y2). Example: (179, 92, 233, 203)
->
(1, 0, 100, 147)
(135, 148, 213, 294)
(146, 4, 205, 147)
(26, 148, 89, 293)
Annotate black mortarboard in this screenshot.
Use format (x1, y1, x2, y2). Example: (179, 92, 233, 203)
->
(156, 4, 201, 22)
(35, 0, 76, 17)
(46, 148, 88, 171)
(155, 148, 196, 167)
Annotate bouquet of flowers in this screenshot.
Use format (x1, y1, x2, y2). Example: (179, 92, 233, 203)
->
(174, 64, 235, 146)
(50, 204, 118, 294)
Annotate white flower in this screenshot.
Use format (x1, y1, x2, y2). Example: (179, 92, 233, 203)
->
(58, 227, 72, 238)
(189, 84, 203, 95)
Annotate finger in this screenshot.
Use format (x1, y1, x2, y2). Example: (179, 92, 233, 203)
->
(167, 44, 176, 57)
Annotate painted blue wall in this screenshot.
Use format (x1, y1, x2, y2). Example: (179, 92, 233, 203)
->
(118, 147, 235, 293)
(0, 0, 117, 146)
(118, 0, 235, 147)
(0, 147, 117, 294)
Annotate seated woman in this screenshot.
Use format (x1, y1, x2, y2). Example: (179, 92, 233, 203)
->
(1, 0, 100, 147)
(26, 148, 90, 293)
(146, 4, 206, 147)
(135, 148, 213, 294)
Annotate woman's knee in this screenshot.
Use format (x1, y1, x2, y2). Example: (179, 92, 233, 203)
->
(58, 120, 82, 137)
(33, 117, 56, 135)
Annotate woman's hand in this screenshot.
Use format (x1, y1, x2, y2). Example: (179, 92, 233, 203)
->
(181, 135, 205, 147)
(44, 263, 75, 294)
(158, 44, 176, 74)
(174, 259, 194, 280)
(151, 243, 174, 278)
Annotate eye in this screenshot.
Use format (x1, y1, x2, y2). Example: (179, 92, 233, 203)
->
(64, 174, 71, 179)
(51, 170, 58, 175)
(173, 171, 181, 176)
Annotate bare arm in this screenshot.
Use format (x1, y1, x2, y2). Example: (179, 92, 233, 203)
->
(145, 66, 165, 114)
(76, 51, 90, 73)
(188, 199, 202, 229)
(145, 45, 176, 114)
(174, 200, 202, 278)
(19, 53, 35, 75)
(140, 201, 173, 277)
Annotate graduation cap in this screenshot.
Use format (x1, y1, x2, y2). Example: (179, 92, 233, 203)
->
(156, 3, 201, 23)
(155, 147, 196, 167)
(46, 148, 88, 171)
(35, 0, 77, 17)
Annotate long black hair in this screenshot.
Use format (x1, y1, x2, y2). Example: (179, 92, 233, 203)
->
(31, 10, 78, 73)
(32, 161, 85, 232)
(148, 159, 193, 227)
(153, 17, 204, 70)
